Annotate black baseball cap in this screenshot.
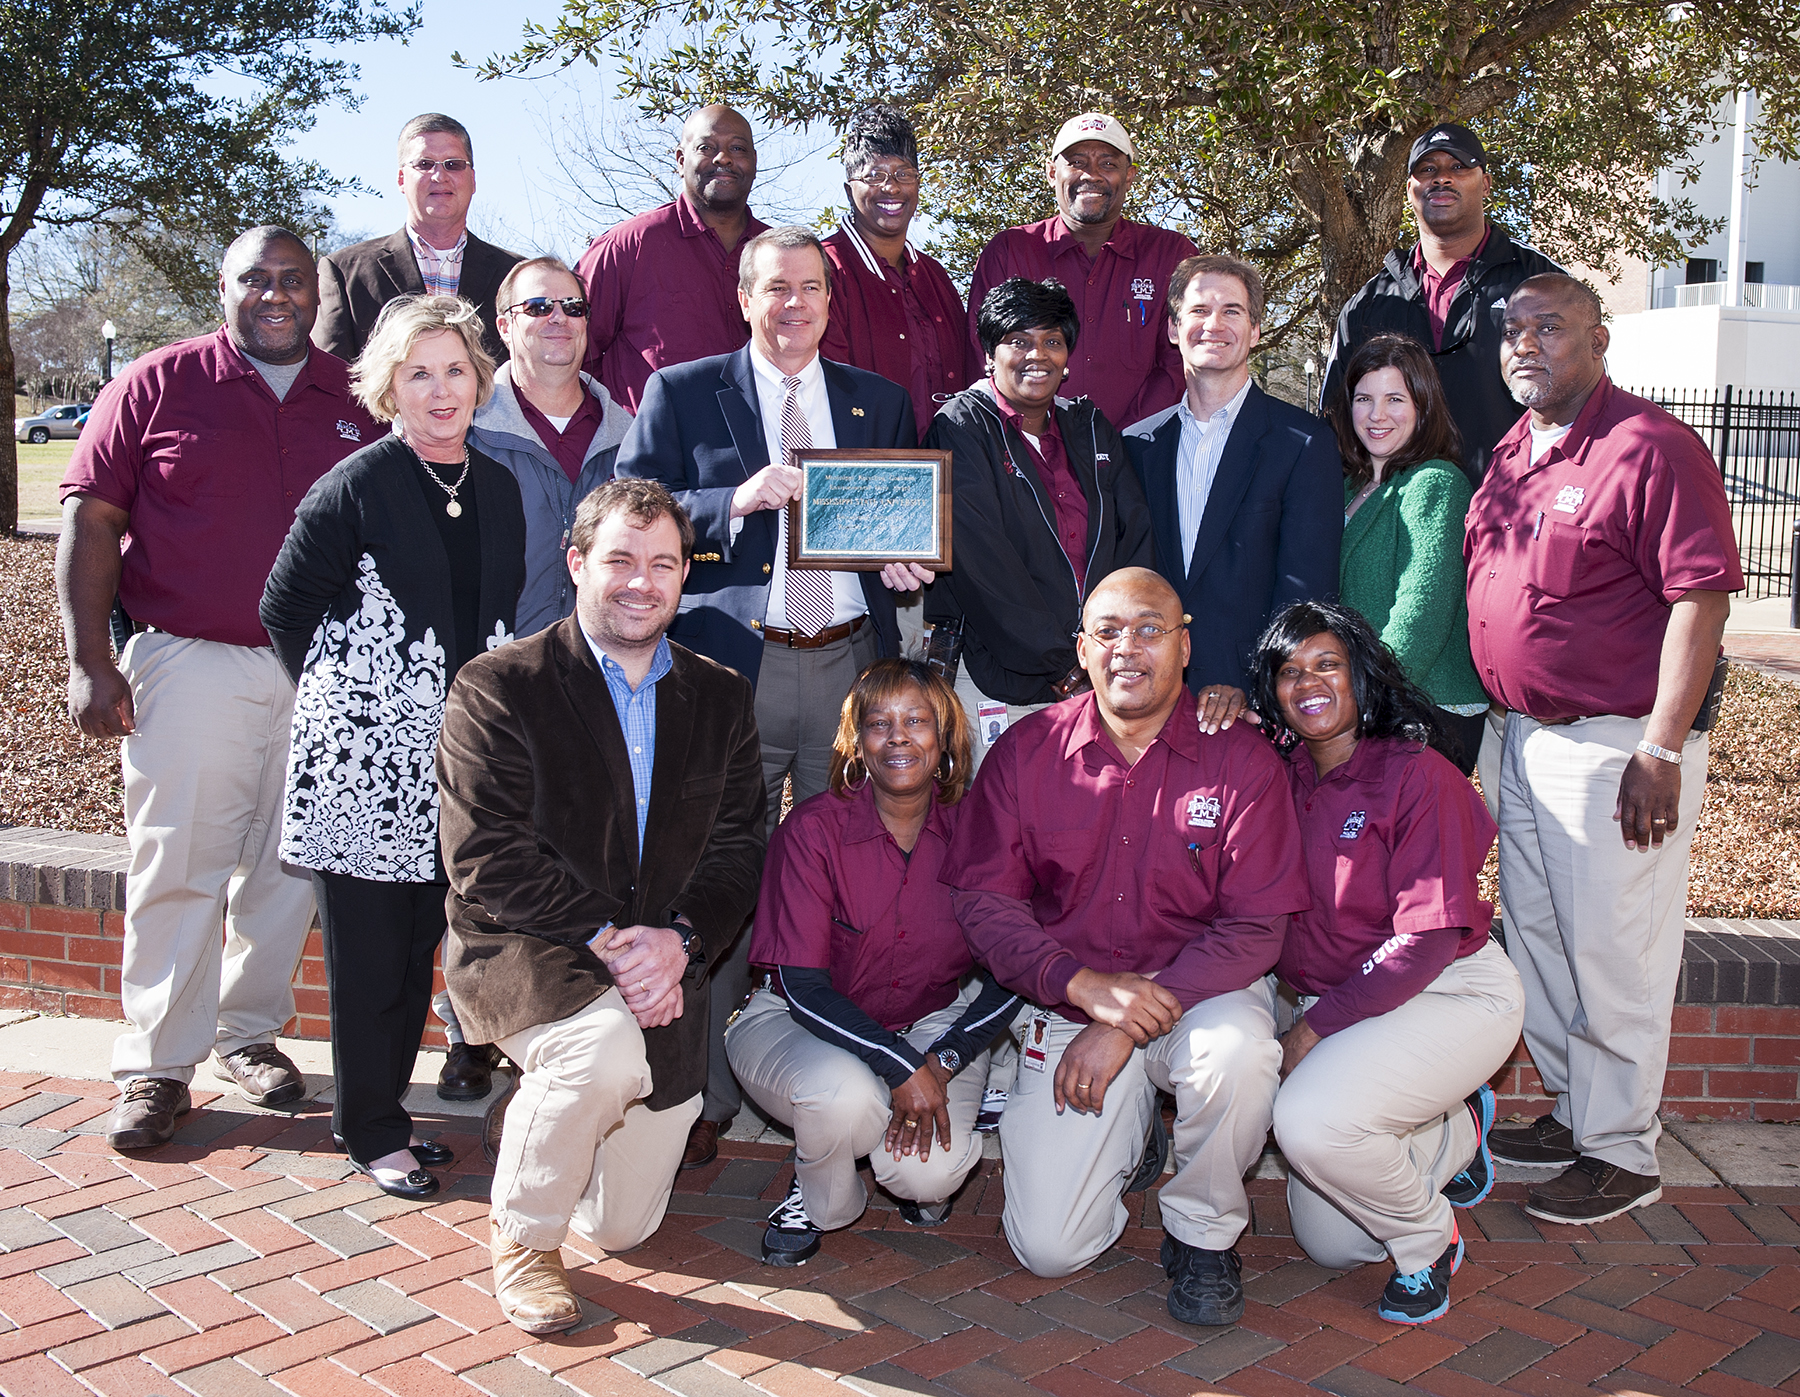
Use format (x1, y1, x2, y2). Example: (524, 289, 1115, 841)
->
(1409, 123, 1487, 170)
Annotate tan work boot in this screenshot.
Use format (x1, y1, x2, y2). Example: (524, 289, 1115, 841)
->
(491, 1223, 582, 1334)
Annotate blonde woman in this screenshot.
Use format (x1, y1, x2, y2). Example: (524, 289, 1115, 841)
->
(261, 295, 526, 1198)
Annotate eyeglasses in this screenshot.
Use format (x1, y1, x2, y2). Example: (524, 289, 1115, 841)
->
(1082, 623, 1183, 645)
(503, 297, 590, 319)
(851, 169, 921, 191)
(407, 159, 472, 175)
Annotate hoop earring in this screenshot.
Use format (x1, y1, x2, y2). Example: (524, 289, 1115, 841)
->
(844, 756, 870, 790)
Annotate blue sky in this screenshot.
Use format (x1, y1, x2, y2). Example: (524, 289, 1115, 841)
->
(289, 0, 845, 259)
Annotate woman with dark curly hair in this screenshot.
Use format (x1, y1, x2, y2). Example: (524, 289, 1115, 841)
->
(1249, 601, 1522, 1326)
(725, 658, 1021, 1267)
(1330, 334, 1487, 773)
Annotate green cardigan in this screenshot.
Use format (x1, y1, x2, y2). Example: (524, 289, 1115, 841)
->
(1340, 459, 1489, 708)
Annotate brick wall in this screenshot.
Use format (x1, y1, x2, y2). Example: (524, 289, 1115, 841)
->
(1, 828, 1796, 1107)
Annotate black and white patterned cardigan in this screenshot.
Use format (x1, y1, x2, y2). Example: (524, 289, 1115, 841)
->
(260, 433, 527, 882)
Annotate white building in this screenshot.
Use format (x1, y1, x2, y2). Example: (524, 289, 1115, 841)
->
(1601, 92, 1800, 393)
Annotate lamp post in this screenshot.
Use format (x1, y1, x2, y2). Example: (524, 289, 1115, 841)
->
(102, 320, 117, 386)
(1304, 356, 1317, 411)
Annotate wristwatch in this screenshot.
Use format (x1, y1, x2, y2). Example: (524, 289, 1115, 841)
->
(676, 922, 706, 970)
(1050, 665, 1092, 699)
(934, 1047, 963, 1076)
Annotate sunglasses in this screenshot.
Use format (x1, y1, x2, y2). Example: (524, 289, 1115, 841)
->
(503, 297, 590, 319)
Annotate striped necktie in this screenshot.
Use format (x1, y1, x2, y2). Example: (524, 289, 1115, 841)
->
(780, 375, 834, 637)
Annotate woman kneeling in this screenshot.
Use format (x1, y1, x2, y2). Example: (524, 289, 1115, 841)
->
(726, 659, 1020, 1266)
(1251, 602, 1524, 1324)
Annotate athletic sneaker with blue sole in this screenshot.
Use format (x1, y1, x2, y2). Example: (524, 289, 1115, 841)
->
(1443, 1083, 1497, 1208)
(1377, 1229, 1464, 1325)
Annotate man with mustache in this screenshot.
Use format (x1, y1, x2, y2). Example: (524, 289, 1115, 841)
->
(944, 567, 1308, 1322)
(965, 114, 1196, 430)
(1465, 273, 1740, 1225)
(576, 105, 770, 412)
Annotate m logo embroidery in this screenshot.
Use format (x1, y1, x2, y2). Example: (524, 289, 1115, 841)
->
(1187, 793, 1221, 828)
(336, 420, 362, 441)
(1340, 811, 1366, 839)
(1553, 485, 1584, 514)
(1131, 278, 1155, 300)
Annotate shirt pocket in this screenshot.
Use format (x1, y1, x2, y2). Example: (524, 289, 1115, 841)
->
(1527, 521, 1585, 599)
(149, 430, 249, 501)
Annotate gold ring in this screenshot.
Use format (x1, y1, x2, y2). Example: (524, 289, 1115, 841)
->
(1077, 1081, 1092, 1087)
(904, 1119, 918, 1127)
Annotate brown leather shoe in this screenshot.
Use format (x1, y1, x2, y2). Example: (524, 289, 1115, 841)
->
(482, 1072, 518, 1165)
(1487, 1112, 1579, 1168)
(438, 1042, 500, 1101)
(491, 1224, 582, 1334)
(213, 1043, 306, 1107)
(1524, 1156, 1662, 1225)
(107, 1078, 192, 1150)
(681, 1117, 721, 1170)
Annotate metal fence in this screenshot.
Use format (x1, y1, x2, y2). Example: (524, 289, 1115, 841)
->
(1628, 386, 1800, 600)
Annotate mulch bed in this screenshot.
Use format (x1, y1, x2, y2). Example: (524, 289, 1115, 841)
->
(3, 534, 1797, 917)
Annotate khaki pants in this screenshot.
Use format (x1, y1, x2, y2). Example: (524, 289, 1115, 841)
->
(725, 987, 993, 1229)
(1498, 712, 1706, 1177)
(952, 667, 1051, 775)
(492, 988, 701, 1253)
(112, 633, 315, 1084)
(998, 982, 1280, 1278)
(1275, 940, 1524, 1274)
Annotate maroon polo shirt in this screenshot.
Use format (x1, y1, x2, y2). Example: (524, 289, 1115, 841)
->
(1465, 376, 1742, 722)
(1280, 738, 1495, 1036)
(1412, 225, 1491, 351)
(820, 229, 974, 436)
(748, 783, 970, 1031)
(943, 688, 1309, 1022)
(576, 193, 770, 412)
(991, 383, 1089, 588)
(61, 328, 377, 648)
(516, 389, 605, 486)
(966, 216, 1196, 430)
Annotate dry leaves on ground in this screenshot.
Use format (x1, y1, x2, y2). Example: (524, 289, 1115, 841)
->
(3, 534, 1797, 917)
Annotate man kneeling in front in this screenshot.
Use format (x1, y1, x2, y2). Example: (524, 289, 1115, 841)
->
(437, 480, 766, 1332)
(942, 568, 1309, 1324)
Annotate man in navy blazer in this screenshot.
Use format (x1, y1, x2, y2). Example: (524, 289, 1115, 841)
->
(1124, 254, 1341, 694)
(615, 225, 925, 1165)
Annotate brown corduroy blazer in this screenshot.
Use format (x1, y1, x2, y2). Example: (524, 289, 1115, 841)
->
(436, 614, 766, 1110)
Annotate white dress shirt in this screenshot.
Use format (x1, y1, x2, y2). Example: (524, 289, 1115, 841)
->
(744, 347, 867, 630)
(1175, 377, 1254, 575)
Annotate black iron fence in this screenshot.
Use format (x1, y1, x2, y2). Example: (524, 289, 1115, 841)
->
(1630, 386, 1800, 601)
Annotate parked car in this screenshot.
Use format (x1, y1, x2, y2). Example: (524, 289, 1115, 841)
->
(14, 403, 92, 444)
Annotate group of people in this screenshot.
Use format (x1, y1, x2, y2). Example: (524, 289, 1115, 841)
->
(55, 100, 1741, 1341)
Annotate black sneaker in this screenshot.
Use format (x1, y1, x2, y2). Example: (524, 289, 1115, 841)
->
(1161, 1234, 1244, 1326)
(1524, 1156, 1662, 1225)
(1444, 1084, 1497, 1207)
(761, 1176, 822, 1266)
(1378, 1230, 1463, 1325)
(897, 1198, 952, 1227)
(1124, 1109, 1169, 1194)
(1487, 1112, 1578, 1168)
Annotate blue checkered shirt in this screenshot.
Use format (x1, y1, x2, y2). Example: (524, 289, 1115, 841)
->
(582, 630, 673, 856)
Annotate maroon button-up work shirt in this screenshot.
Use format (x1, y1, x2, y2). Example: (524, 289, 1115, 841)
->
(943, 689, 1309, 1023)
(748, 783, 971, 1030)
(966, 217, 1196, 431)
(1280, 738, 1495, 1036)
(1412, 225, 1490, 351)
(821, 228, 973, 437)
(991, 382, 1089, 588)
(61, 328, 377, 648)
(1465, 376, 1742, 722)
(517, 389, 605, 486)
(576, 193, 770, 412)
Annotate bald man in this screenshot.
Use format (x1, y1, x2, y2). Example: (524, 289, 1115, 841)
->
(575, 105, 770, 411)
(942, 568, 1309, 1321)
(59, 226, 380, 1149)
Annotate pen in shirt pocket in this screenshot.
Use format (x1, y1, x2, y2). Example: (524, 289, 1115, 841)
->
(1533, 511, 1544, 539)
(831, 916, 864, 936)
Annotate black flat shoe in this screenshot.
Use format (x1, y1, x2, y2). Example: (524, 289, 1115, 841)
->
(410, 1140, 454, 1168)
(349, 1157, 441, 1200)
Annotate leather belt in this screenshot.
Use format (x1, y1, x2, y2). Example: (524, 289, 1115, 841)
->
(761, 615, 867, 649)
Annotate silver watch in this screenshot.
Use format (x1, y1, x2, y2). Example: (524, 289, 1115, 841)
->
(934, 1047, 962, 1076)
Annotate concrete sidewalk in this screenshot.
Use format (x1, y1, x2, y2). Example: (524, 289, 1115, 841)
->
(0, 1014, 1797, 1397)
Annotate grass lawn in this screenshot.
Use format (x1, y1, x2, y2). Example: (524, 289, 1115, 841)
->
(12, 440, 75, 522)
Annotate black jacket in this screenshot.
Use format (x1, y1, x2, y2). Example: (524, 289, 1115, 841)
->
(1320, 223, 1563, 488)
(313, 228, 524, 366)
(923, 385, 1153, 705)
(260, 434, 526, 881)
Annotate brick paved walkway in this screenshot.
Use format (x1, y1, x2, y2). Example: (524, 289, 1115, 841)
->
(1, 1075, 1798, 1397)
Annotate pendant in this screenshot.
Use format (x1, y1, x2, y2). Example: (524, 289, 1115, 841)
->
(446, 499, 462, 518)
